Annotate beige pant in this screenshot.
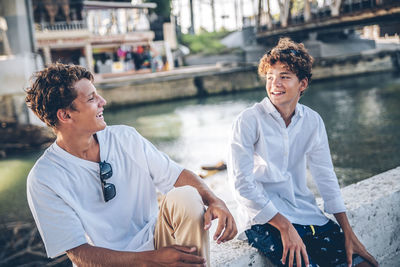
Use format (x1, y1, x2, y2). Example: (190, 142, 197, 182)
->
(154, 186, 210, 266)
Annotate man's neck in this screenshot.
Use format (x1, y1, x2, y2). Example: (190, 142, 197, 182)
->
(56, 131, 100, 162)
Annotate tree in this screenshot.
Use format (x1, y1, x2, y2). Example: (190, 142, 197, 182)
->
(304, 0, 311, 22)
(266, 0, 273, 29)
(329, 0, 342, 16)
(278, 0, 291, 27)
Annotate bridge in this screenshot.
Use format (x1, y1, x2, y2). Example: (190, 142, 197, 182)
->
(255, 0, 400, 45)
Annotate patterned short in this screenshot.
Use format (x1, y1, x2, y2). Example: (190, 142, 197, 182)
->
(245, 219, 365, 267)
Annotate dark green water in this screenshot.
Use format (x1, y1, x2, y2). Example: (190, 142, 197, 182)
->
(1, 71, 400, 225)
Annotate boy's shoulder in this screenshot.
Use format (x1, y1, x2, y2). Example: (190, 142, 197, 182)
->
(237, 100, 266, 120)
(299, 104, 323, 121)
(27, 145, 67, 188)
(298, 104, 326, 131)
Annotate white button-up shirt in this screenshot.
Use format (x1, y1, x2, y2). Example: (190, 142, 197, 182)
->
(228, 97, 346, 233)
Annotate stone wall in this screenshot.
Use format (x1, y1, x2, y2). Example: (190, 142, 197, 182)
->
(184, 52, 245, 66)
(313, 51, 399, 80)
(95, 65, 264, 108)
(201, 68, 262, 94)
(339, 167, 400, 264)
(97, 77, 199, 108)
(210, 167, 400, 266)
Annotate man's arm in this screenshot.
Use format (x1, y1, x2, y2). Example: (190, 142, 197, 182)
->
(67, 243, 206, 267)
(334, 212, 379, 267)
(268, 213, 309, 267)
(174, 169, 237, 244)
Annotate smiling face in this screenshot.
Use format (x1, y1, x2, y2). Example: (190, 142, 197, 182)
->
(65, 78, 107, 134)
(266, 61, 308, 114)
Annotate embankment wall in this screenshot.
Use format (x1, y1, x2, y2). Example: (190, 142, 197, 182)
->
(210, 167, 400, 266)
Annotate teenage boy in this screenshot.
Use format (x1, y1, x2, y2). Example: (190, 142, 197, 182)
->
(26, 63, 237, 266)
(228, 38, 378, 267)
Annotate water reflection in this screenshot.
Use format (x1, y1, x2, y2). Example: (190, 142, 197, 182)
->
(0, 153, 43, 223)
(301, 73, 400, 185)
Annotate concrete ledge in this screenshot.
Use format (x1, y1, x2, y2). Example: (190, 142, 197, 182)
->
(211, 166, 400, 266)
(340, 167, 400, 265)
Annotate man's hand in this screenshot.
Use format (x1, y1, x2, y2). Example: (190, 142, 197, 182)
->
(334, 212, 379, 267)
(149, 245, 206, 267)
(269, 213, 309, 267)
(203, 199, 238, 244)
(67, 244, 205, 267)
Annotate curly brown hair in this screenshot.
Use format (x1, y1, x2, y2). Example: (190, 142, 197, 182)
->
(25, 63, 93, 128)
(258, 38, 314, 83)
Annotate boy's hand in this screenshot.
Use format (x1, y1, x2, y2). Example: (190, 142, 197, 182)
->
(334, 212, 379, 267)
(280, 223, 309, 267)
(269, 213, 309, 267)
(344, 231, 379, 267)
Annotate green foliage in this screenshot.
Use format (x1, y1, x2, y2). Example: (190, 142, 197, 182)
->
(181, 30, 233, 55)
(291, 0, 305, 15)
(0, 159, 36, 222)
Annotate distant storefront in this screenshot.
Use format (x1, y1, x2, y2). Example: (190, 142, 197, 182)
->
(33, 0, 173, 75)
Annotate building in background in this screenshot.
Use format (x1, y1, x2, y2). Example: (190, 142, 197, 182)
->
(33, 0, 174, 75)
(0, 0, 38, 124)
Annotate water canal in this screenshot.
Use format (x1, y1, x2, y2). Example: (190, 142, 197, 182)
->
(0, 71, 399, 264)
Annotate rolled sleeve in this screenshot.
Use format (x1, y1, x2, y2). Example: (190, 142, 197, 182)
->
(253, 201, 278, 225)
(323, 195, 346, 214)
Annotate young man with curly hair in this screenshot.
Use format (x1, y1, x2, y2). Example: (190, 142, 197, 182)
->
(228, 38, 378, 267)
(26, 63, 237, 266)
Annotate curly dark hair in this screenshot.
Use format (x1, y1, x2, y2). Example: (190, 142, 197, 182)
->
(25, 63, 93, 128)
(258, 38, 314, 83)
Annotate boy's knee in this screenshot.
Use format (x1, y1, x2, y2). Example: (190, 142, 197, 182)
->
(164, 186, 205, 221)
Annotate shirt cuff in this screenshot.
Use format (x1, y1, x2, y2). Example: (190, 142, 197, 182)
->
(252, 200, 278, 225)
(324, 195, 346, 214)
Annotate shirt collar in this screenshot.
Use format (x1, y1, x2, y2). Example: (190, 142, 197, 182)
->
(261, 97, 304, 118)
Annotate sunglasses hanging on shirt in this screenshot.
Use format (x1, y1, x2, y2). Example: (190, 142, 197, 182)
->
(99, 161, 116, 202)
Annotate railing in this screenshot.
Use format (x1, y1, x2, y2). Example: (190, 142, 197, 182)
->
(258, 0, 399, 33)
(35, 20, 87, 32)
(34, 20, 151, 37)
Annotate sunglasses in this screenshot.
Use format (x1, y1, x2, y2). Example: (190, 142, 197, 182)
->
(99, 161, 116, 202)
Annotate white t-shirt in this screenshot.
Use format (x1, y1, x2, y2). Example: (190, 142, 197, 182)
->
(228, 97, 346, 233)
(27, 125, 183, 258)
